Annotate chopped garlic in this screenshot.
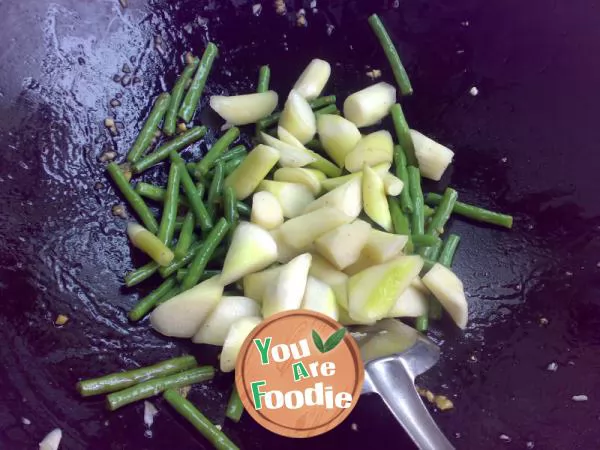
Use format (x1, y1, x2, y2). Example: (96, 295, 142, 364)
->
(572, 395, 588, 402)
(144, 401, 158, 428)
(252, 4, 262, 16)
(55, 314, 69, 326)
(22, 417, 31, 425)
(469, 86, 479, 96)
(351, 422, 358, 431)
(547, 362, 558, 372)
(366, 69, 382, 80)
(434, 395, 454, 411)
(274, 0, 286, 15)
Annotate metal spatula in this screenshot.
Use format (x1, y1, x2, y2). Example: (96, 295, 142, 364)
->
(353, 319, 454, 450)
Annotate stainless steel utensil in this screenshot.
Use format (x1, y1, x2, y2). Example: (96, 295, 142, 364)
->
(354, 319, 454, 450)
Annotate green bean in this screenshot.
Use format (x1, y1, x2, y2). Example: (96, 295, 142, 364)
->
(411, 234, 441, 248)
(128, 277, 177, 321)
(223, 156, 245, 176)
(224, 186, 238, 225)
(236, 201, 251, 217)
(368, 14, 413, 96)
(226, 387, 244, 423)
(106, 163, 158, 233)
(174, 217, 185, 231)
(174, 212, 195, 259)
(164, 59, 200, 136)
(106, 366, 215, 411)
(429, 240, 443, 260)
(125, 261, 159, 287)
(170, 152, 213, 231)
(407, 166, 424, 234)
(438, 234, 460, 268)
(197, 127, 240, 175)
(424, 205, 434, 218)
(388, 197, 410, 235)
(309, 95, 337, 109)
(178, 43, 219, 122)
(424, 193, 513, 229)
(214, 145, 247, 164)
(157, 285, 182, 305)
(207, 162, 225, 207)
(257, 65, 270, 93)
(181, 218, 229, 291)
(314, 104, 339, 116)
(77, 355, 197, 397)
(305, 138, 324, 152)
(415, 314, 429, 332)
(176, 269, 220, 282)
(393, 145, 413, 213)
(256, 112, 280, 132)
(132, 126, 207, 173)
(126, 93, 171, 163)
(135, 182, 190, 209)
(428, 297, 443, 321)
(157, 163, 181, 245)
(390, 104, 417, 167)
(426, 188, 458, 237)
(163, 389, 240, 450)
(159, 240, 203, 278)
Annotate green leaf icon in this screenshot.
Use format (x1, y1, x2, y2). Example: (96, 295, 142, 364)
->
(312, 329, 325, 352)
(312, 327, 347, 353)
(323, 327, 347, 353)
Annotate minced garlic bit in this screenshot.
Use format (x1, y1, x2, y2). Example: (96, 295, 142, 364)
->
(296, 9, 307, 27)
(177, 122, 187, 133)
(469, 86, 479, 96)
(216, 424, 222, 430)
(351, 422, 358, 431)
(22, 417, 31, 425)
(252, 4, 262, 16)
(274, 0, 286, 15)
(572, 395, 588, 402)
(112, 204, 128, 219)
(539, 317, 549, 326)
(434, 395, 454, 411)
(55, 314, 69, 326)
(178, 385, 192, 399)
(104, 117, 115, 128)
(144, 401, 159, 428)
(185, 52, 195, 65)
(366, 69, 382, 80)
(546, 362, 558, 372)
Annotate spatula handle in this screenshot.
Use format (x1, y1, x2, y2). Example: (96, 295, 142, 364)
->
(364, 358, 454, 450)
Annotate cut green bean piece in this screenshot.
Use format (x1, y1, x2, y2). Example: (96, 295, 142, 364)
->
(207, 162, 225, 208)
(174, 217, 185, 231)
(197, 127, 240, 175)
(159, 240, 203, 278)
(368, 14, 413, 96)
(135, 182, 190, 209)
(407, 166, 424, 235)
(391, 104, 417, 167)
(125, 261, 159, 287)
(389, 197, 411, 235)
(176, 269, 220, 283)
(393, 145, 413, 213)
(181, 218, 229, 291)
(164, 59, 199, 136)
(214, 145, 247, 164)
(223, 156, 245, 177)
(226, 387, 244, 423)
(164, 389, 240, 450)
(314, 104, 339, 116)
(158, 163, 182, 245)
(132, 126, 207, 173)
(305, 138, 324, 152)
(174, 212, 195, 259)
(424, 205, 434, 218)
(438, 234, 460, 267)
(106, 163, 158, 233)
(128, 276, 178, 321)
(171, 152, 213, 231)
(424, 193, 513, 229)
(106, 366, 215, 411)
(257, 65, 270, 93)
(411, 234, 441, 248)
(415, 314, 429, 332)
(157, 285, 182, 305)
(309, 95, 337, 109)
(236, 201, 251, 217)
(127, 93, 171, 163)
(179, 43, 219, 122)
(426, 188, 458, 237)
(77, 355, 197, 397)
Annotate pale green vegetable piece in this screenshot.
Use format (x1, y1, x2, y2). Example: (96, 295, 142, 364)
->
(279, 207, 354, 250)
(127, 223, 174, 267)
(320, 163, 390, 192)
(362, 165, 392, 231)
(220, 316, 262, 372)
(343, 82, 396, 128)
(348, 255, 424, 323)
(316, 114, 362, 167)
(421, 263, 468, 329)
(260, 132, 317, 167)
(301, 276, 339, 320)
(250, 191, 284, 230)
(344, 130, 394, 173)
(314, 220, 372, 270)
(210, 91, 278, 125)
(386, 285, 428, 318)
(309, 254, 349, 309)
(292, 59, 331, 100)
(262, 253, 312, 318)
(225, 144, 280, 200)
(273, 167, 325, 195)
(243, 265, 281, 302)
(303, 177, 362, 218)
(279, 90, 316, 144)
(258, 180, 315, 218)
(410, 129, 455, 181)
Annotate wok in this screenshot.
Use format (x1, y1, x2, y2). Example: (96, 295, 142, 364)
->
(1, 0, 599, 448)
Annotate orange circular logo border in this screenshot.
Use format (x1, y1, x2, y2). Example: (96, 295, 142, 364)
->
(235, 310, 364, 438)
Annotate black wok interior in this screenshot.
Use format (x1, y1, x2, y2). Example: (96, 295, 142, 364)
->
(1, 0, 599, 448)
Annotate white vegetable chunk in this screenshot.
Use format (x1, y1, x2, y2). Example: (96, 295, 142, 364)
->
(422, 263, 468, 329)
(270, 227, 307, 263)
(258, 180, 315, 218)
(243, 265, 281, 302)
(344, 130, 394, 173)
(301, 276, 339, 320)
(251, 191, 284, 230)
(410, 129, 455, 181)
(39, 428, 62, 450)
(362, 165, 392, 231)
(260, 132, 317, 167)
(314, 220, 372, 270)
(274, 167, 324, 195)
(192, 296, 260, 345)
(225, 144, 280, 200)
(382, 172, 404, 196)
(279, 90, 317, 144)
(316, 114, 362, 167)
(220, 222, 278, 286)
(362, 229, 408, 263)
(279, 207, 354, 250)
(220, 316, 262, 372)
(150, 276, 223, 338)
(262, 253, 312, 317)
(277, 126, 306, 149)
(320, 163, 390, 192)
(386, 285, 429, 318)
(303, 177, 362, 218)
(348, 255, 424, 323)
(343, 82, 396, 127)
(293, 58, 331, 100)
(210, 91, 278, 125)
